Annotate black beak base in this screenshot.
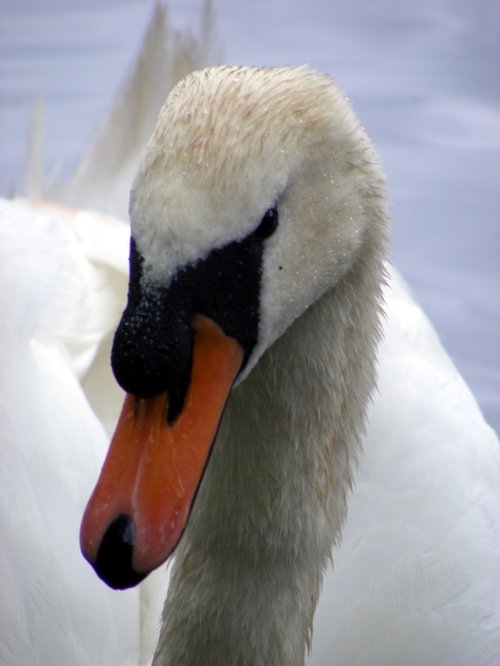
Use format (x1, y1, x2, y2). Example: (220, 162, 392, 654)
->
(111, 231, 266, 408)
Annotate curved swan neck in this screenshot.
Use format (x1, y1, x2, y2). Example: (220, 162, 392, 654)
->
(153, 235, 386, 666)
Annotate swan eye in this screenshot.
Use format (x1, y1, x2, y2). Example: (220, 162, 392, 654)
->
(255, 208, 278, 240)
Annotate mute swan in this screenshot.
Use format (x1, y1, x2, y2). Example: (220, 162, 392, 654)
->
(78, 65, 500, 666)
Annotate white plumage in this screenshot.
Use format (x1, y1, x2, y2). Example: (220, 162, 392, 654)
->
(0, 7, 498, 666)
(0, 199, 141, 665)
(311, 266, 500, 665)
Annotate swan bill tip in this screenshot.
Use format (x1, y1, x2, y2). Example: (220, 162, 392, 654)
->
(92, 514, 147, 590)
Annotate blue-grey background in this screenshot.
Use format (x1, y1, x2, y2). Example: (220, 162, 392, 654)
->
(1, 0, 498, 432)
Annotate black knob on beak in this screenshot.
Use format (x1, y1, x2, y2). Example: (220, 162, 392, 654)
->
(111, 291, 192, 400)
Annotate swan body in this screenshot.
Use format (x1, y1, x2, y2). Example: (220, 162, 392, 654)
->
(0, 198, 140, 665)
(311, 266, 500, 665)
(1, 62, 498, 666)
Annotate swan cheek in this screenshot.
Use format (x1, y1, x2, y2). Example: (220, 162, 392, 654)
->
(80, 315, 243, 590)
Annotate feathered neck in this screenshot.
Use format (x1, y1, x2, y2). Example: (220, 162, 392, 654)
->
(153, 237, 385, 665)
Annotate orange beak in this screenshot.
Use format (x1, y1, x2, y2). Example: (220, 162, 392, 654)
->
(80, 314, 243, 588)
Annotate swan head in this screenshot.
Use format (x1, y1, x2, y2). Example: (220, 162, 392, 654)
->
(129, 65, 385, 378)
(81, 65, 387, 589)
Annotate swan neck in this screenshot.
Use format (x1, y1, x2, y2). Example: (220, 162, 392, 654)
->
(154, 246, 385, 665)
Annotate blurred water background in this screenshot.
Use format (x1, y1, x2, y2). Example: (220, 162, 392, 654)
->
(0, 0, 498, 432)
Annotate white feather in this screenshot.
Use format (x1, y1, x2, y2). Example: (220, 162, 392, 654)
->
(0, 198, 140, 666)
